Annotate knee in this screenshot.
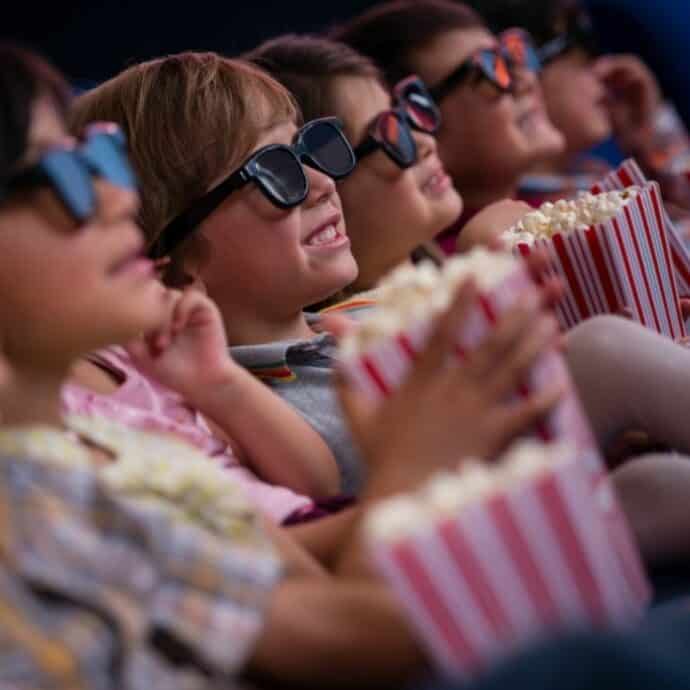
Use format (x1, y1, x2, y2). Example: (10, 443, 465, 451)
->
(565, 315, 634, 372)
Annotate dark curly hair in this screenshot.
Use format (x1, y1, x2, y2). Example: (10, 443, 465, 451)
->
(330, 0, 485, 87)
(0, 43, 71, 183)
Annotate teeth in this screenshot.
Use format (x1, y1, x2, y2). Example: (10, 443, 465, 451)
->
(307, 225, 338, 246)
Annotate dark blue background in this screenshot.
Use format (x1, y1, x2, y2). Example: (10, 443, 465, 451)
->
(6, 0, 690, 127)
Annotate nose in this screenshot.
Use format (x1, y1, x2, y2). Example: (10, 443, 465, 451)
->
(512, 65, 538, 96)
(412, 129, 437, 161)
(93, 179, 140, 225)
(303, 165, 337, 208)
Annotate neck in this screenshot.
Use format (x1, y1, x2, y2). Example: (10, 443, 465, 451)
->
(218, 300, 316, 346)
(350, 257, 411, 294)
(1, 362, 68, 427)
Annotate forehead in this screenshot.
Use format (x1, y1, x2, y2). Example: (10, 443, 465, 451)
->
(412, 28, 497, 86)
(332, 76, 391, 144)
(252, 120, 298, 150)
(24, 96, 68, 164)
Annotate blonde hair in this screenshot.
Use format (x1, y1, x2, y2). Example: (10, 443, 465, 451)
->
(71, 51, 299, 284)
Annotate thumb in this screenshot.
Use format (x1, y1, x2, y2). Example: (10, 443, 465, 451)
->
(320, 313, 357, 340)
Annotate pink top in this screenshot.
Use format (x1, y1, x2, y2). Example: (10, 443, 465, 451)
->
(61, 346, 313, 523)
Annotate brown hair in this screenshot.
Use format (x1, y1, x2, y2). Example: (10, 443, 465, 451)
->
(244, 34, 382, 142)
(330, 0, 485, 86)
(70, 51, 299, 285)
(0, 42, 71, 183)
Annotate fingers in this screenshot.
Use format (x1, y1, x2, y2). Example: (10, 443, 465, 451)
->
(593, 54, 660, 122)
(484, 314, 558, 399)
(163, 287, 215, 339)
(494, 383, 565, 447)
(320, 313, 357, 340)
(461, 294, 539, 380)
(406, 278, 478, 385)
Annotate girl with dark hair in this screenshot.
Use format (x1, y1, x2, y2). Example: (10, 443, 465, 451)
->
(332, 0, 565, 253)
(467, 0, 690, 218)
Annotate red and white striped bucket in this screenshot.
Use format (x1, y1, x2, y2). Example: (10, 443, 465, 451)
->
(515, 182, 685, 338)
(368, 450, 651, 678)
(592, 158, 690, 299)
(339, 262, 594, 455)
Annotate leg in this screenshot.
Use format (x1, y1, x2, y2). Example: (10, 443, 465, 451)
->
(612, 452, 690, 565)
(565, 316, 690, 454)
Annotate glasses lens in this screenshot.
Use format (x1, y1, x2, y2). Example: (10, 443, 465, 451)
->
(501, 31, 541, 72)
(254, 147, 307, 206)
(81, 132, 137, 190)
(378, 111, 417, 167)
(478, 50, 512, 90)
(399, 81, 441, 133)
(41, 149, 94, 220)
(301, 121, 355, 179)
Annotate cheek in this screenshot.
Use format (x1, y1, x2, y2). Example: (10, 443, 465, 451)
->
(201, 211, 304, 287)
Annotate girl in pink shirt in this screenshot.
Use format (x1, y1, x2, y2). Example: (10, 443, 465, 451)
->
(65, 289, 343, 524)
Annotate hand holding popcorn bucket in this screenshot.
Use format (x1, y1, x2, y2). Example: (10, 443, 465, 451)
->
(365, 442, 650, 678)
(337, 249, 649, 675)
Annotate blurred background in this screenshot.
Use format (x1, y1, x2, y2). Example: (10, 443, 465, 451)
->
(6, 0, 690, 126)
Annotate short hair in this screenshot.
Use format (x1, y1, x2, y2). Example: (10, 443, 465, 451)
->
(244, 34, 382, 140)
(330, 0, 485, 86)
(70, 52, 298, 284)
(0, 43, 71, 183)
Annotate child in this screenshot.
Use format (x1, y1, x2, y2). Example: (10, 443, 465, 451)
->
(0, 44, 562, 687)
(331, 0, 565, 252)
(468, 0, 690, 221)
(70, 52, 373, 492)
(245, 35, 462, 302)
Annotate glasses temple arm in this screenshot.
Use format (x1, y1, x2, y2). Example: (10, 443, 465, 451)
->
(150, 169, 247, 259)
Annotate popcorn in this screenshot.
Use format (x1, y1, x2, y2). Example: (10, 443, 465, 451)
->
(367, 441, 568, 542)
(65, 415, 258, 540)
(340, 248, 518, 356)
(501, 188, 640, 248)
(366, 440, 650, 678)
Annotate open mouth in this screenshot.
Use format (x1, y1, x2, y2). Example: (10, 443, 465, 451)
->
(303, 215, 348, 248)
(421, 166, 452, 198)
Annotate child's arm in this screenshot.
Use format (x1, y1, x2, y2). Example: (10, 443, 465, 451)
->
(127, 288, 340, 498)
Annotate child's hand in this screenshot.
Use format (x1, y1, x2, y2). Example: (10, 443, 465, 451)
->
(456, 199, 532, 253)
(337, 279, 563, 487)
(594, 54, 662, 149)
(126, 288, 237, 400)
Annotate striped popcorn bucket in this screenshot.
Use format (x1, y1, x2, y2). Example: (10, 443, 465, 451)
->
(592, 158, 690, 299)
(368, 450, 651, 678)
(515, 182, 686, 339)
(339, 261, 594, 457)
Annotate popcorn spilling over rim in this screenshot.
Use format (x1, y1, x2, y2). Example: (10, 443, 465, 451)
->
(501, 188, 641, 249)
(366, 440, 572, 543)
(340, 247, 518, 357)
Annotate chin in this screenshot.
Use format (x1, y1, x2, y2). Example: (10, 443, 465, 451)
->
(312, 262, 359, 304)
(435, 193, 464, 233)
